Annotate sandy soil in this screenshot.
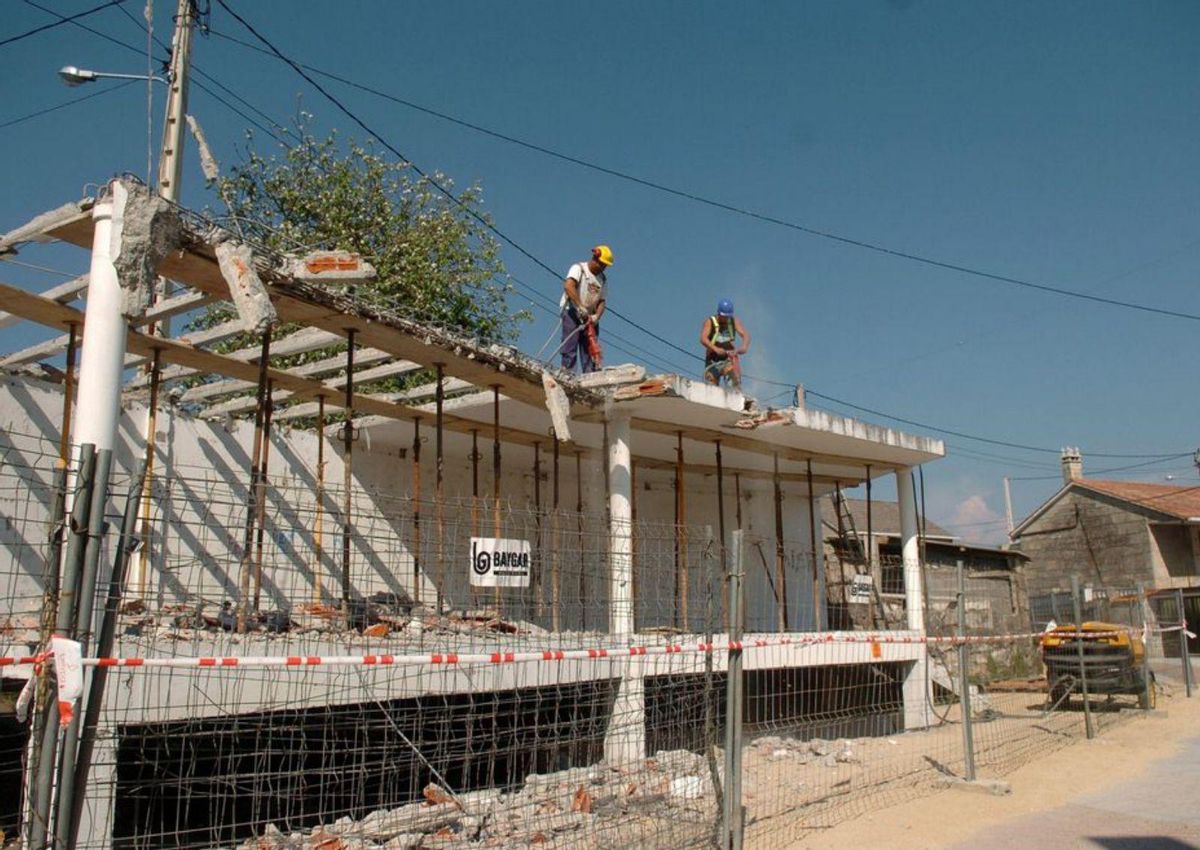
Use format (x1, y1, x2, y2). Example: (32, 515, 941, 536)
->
(790, 681, 1197, 850)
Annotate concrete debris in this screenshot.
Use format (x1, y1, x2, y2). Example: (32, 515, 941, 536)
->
(0, 199, 90, 255)
(236, 749, 715, 850)
(280, 252, 378, 287)
(541, 372, 572, 442)
(109, 179, 183, 319)
(750, 735, 865, 768)
(215, 240, 278, 334)
(187, 114, 222, 183)
(575, 364, 646, 388)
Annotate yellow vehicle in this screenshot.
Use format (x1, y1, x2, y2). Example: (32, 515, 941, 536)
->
(1040, 622, 1155, 709)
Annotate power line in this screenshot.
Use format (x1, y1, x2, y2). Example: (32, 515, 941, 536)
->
(208, 3, 1195, 465)
(0, 79, 136, 131)
(207, 26, 1200, 326)
(0, 0, 127, 48)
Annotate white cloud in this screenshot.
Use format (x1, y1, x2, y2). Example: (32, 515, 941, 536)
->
(945, 494, 1008, 546)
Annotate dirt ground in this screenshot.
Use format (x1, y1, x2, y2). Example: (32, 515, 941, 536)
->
(791, 678, 1198, 850)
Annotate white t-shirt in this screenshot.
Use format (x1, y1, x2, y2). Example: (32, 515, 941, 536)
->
(560, 262, 608, 313)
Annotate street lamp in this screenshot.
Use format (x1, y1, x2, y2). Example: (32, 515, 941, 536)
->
(58, 65, 166, 86)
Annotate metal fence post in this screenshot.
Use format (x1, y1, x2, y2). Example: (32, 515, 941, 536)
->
(1071, 576, 1095, 739)
(722, 530, 746, 850)
(1177, 589, 1193, 698)
(956, 559, 976, 781)
(1137, 583, 1153, 711)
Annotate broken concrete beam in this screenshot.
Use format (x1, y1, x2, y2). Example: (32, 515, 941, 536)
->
(281, 251, 377, 286)
(186, 114, 221, 183)
(575, 364, 646, 387)
(0, 199, 91, 255)
(541, 371, 571, 442)
(108, 179, 183, 318)
(215, 240, 278, 334)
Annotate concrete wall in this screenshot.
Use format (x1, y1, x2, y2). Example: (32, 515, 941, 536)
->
(0, 376, 824, 636)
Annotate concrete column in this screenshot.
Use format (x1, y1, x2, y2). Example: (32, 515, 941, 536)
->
(607, 410, 633, 636)
(897, 465, 931, 729)
(604, 409, 643, 763)
(896, 466, 923, 632)
(72, 187, 126, 456)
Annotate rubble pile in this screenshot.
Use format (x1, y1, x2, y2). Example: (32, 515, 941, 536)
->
(750, 735, 862, 767)
(114, 597, 550, 642)
(231, 750, 717, 850)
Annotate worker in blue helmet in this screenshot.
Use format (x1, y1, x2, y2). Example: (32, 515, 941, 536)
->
(700, 299, 750, 387)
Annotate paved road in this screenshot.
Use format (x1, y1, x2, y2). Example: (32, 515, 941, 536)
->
(949, 734, 1200, 850)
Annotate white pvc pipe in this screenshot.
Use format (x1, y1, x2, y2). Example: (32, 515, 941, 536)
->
(607, 411, 634, 635)
(896, 466, 924, 632)
(71, 187, 126, 454)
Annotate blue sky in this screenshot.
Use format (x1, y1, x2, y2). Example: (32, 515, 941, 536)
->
(2, 1, 1198, 541)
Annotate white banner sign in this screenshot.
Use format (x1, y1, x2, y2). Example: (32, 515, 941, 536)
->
(850, 574, 873, 602)
(470, 537, 532, 587)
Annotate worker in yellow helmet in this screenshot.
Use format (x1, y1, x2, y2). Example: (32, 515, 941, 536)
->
(700, 298, 750, 387)
(558, 245, 612, 373)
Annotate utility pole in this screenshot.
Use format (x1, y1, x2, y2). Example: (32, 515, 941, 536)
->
(132, 0, 197, 596)
(1003, 476, 1015, 536)
(156, 0, 196, 204)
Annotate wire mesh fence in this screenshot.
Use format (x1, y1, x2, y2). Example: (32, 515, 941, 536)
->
(0, 427, 1192, 849)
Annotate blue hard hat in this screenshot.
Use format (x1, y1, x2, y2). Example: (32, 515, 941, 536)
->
(717, 299, 734, 317)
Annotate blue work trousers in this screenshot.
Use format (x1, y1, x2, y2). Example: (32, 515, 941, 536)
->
(559, 306, 599, 373)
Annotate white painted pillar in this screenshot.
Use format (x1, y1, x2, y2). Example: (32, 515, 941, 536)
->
(896, 466, 924, 632)
(604, 409, 644, 763)
(72, 184, 126, 456)
(607, 410, 633, 636)
(896, 465, 931, 729)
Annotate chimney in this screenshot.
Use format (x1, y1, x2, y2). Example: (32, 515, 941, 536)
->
(1061, 447, 1083, 484)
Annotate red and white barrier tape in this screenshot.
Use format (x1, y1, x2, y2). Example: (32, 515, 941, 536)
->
(1, 626, 1161, 672)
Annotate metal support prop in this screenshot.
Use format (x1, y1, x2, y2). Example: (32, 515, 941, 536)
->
(533, 441, 543, 615)
(716, 440, 727, 627)
(675, 432, 688, 629)
(1178, 588, 1193, 697)
(58, 323, 78, 465)
(412, 418, 422, 604)
(631, 459, 638, 619)
(54, 448, 114, 850)
(28, 446, 95, 850)
(492, 386, 502, 614)
(252, 380, 273, 610)
(551, 435, 561, 631)
(576, 451, 585, 628)
(1137, 582, 1153, 711)
(238, 332, 271, 632)
(956, 558, 977, 781)
(137, 348, 161, 599)
(435, 364, 445, 613)
(471, 429, 479, 608)
(342, 330, 356, 617)
(1071, 575, 1095, 739)
(773, 454, 788, 631)
(67, 461, 147, 848)
(313, 396, 325, 603)
(806, 459, 821, 631)
(722, 529, 746, 850)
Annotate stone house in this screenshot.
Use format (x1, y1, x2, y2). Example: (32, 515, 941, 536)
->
(1010, 449, 1200, 653)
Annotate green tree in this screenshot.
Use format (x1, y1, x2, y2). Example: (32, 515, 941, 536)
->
(185, 119, 527, 408)
(214, 120, 523, 342)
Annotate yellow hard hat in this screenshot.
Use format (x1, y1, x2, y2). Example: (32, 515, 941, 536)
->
(592, 244, 614, 266)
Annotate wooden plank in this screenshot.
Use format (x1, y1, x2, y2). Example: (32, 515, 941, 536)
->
(0, 275, 88, 330)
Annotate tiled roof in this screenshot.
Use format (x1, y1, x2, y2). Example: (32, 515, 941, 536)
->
(1074, 479, 1200, 521)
